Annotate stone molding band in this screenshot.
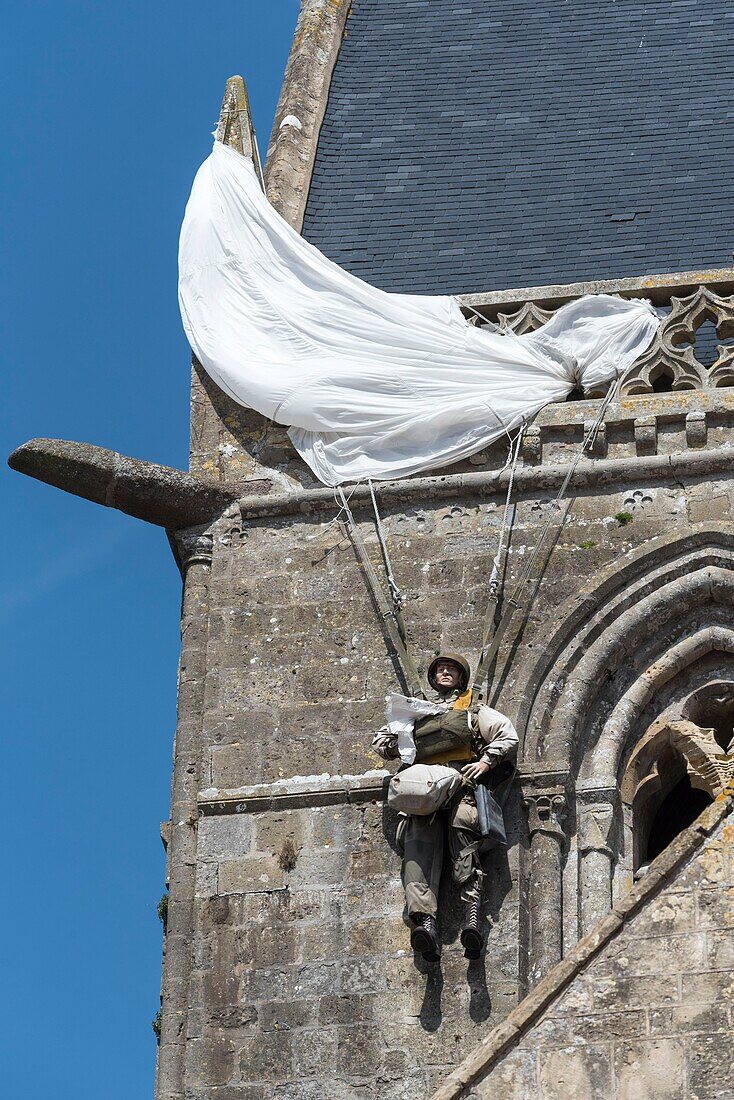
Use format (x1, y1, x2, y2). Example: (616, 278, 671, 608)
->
(238, 445, 734, 521)
(197, 772, 391, 816)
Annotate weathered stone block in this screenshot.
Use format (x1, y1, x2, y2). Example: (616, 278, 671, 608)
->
(642, 889, 696, 933)
(310, 805, 362, 849)
(471, 1048, 538, 1099)
(297, 920, 346, 962)
(238, 923, 297, 968)
(614, 1038, 686, 1099)
(318, 993, 373, 1025)
(198, 815, 253, 861)
(258, 998, 315, 1032)
(537, 1044, 613, 1099)
(336, 1024, 382, 1079)
(195, 860, 218, 898)
(254, 811, 308, 855)
(210, 745, 261, 789)
(289, 849, 350, 888)
(695, 887, 734, 930)
(649, 1001, 730, 1035)
(348, 849, 395, 880)
(241, 966, 296, 1003)
(339, 956, 387, 994)
(529, 1009, 646, 1048)
(219, 857, 285, 894)
(680, 968, 734, 1003)
(292, 1026, 338, 1078)
(378, 1048, 415, 1082)
(236, 1032, 294, 1084)
(688, 1032, 734, 1099)
(186, 1037, 236, 1087)
(704, 927, 734, 970)
(294, 962, 339, 998)
(608, 931, 706, 977)
(346, 916, 406, 956)
(687, 493, 730, 523)
(271, 1080, 328, 1100)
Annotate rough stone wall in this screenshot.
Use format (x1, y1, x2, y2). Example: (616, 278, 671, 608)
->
(434, 792, 734, 1100)
(172, 388, 734, 1097)
(186, 794, 522, 1098)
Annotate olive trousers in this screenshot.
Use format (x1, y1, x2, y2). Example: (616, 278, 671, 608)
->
(396, 793, 484, 919)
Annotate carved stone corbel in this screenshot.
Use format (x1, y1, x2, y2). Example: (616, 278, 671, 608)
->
(524, 791, 568, 840)
(578, 799, 615, 856)
(175, 529, 214, 572)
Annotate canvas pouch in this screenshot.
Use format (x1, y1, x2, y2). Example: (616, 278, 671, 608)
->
(387, 763, 463, 816)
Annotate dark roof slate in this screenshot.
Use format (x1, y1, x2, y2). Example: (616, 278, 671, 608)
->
(301, 0, 734, 294)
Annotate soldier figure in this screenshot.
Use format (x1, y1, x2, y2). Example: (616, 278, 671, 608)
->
(373, 653, 518, 962)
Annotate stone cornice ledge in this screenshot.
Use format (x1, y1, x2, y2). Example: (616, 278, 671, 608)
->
(200, 768, 554, 815)
(198, 770, 390, 815)
(460, 267, 734, 316)
(239, 446, 734, 520)
(429, 785, 734, 1100)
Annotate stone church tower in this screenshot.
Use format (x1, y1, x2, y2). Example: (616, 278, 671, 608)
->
(10, 1, 734, 1097)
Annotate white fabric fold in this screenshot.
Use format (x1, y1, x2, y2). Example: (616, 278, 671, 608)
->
(178, 142, 659, 486)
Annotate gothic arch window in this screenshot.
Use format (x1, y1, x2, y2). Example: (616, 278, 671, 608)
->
(634, 756, 713, 873)
(621, 680, 734, 875)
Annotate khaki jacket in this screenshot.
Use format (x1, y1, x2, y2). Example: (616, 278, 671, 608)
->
(474, 705, 519, 764)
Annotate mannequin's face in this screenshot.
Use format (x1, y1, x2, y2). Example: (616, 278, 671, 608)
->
(434, 661, 461, 691)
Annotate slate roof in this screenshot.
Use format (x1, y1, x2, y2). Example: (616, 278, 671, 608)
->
(301, 0, 734, 295)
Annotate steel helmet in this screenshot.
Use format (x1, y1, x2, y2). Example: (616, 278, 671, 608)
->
(427, 652, 471, 692)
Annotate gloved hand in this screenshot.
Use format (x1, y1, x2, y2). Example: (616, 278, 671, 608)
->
(371, 728, 399, 760)
(461, 759, 492, 785)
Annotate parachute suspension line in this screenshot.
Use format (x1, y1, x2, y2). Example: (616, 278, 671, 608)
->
(475, 376, 622, 693)
(460, 300, 499, 330)
(368, 479, 404, 615)
(368, 477, 416, 664)
(492, 422, 526, 600)
(336, 486, 424, 698)
(472, 422, 525, 700)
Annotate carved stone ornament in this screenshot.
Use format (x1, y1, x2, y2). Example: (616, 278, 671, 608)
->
(496, 302, 555, 336)
(667, 719, 734, 798)
(176, 530, 214, 570)
(621, 286, 734, 395)
(523, 791, 568, 840)
(577, 801, 615, 857)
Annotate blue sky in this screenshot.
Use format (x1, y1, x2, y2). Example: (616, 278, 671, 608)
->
(1, 3, 299, 1095)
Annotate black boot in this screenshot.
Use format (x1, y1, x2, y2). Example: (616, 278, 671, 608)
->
(410, 914, 439, 962)
(460, 899, 483, 960)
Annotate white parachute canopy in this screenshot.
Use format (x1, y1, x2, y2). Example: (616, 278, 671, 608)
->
(178, 142, 659, 486)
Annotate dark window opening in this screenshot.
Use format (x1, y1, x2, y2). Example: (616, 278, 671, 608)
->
(688, 319, 730, 370)
(644, 774, 712, 864)
(650, 368, 674, 393)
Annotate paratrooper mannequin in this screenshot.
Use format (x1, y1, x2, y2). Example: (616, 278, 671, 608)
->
(373, 653, 518, 962)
